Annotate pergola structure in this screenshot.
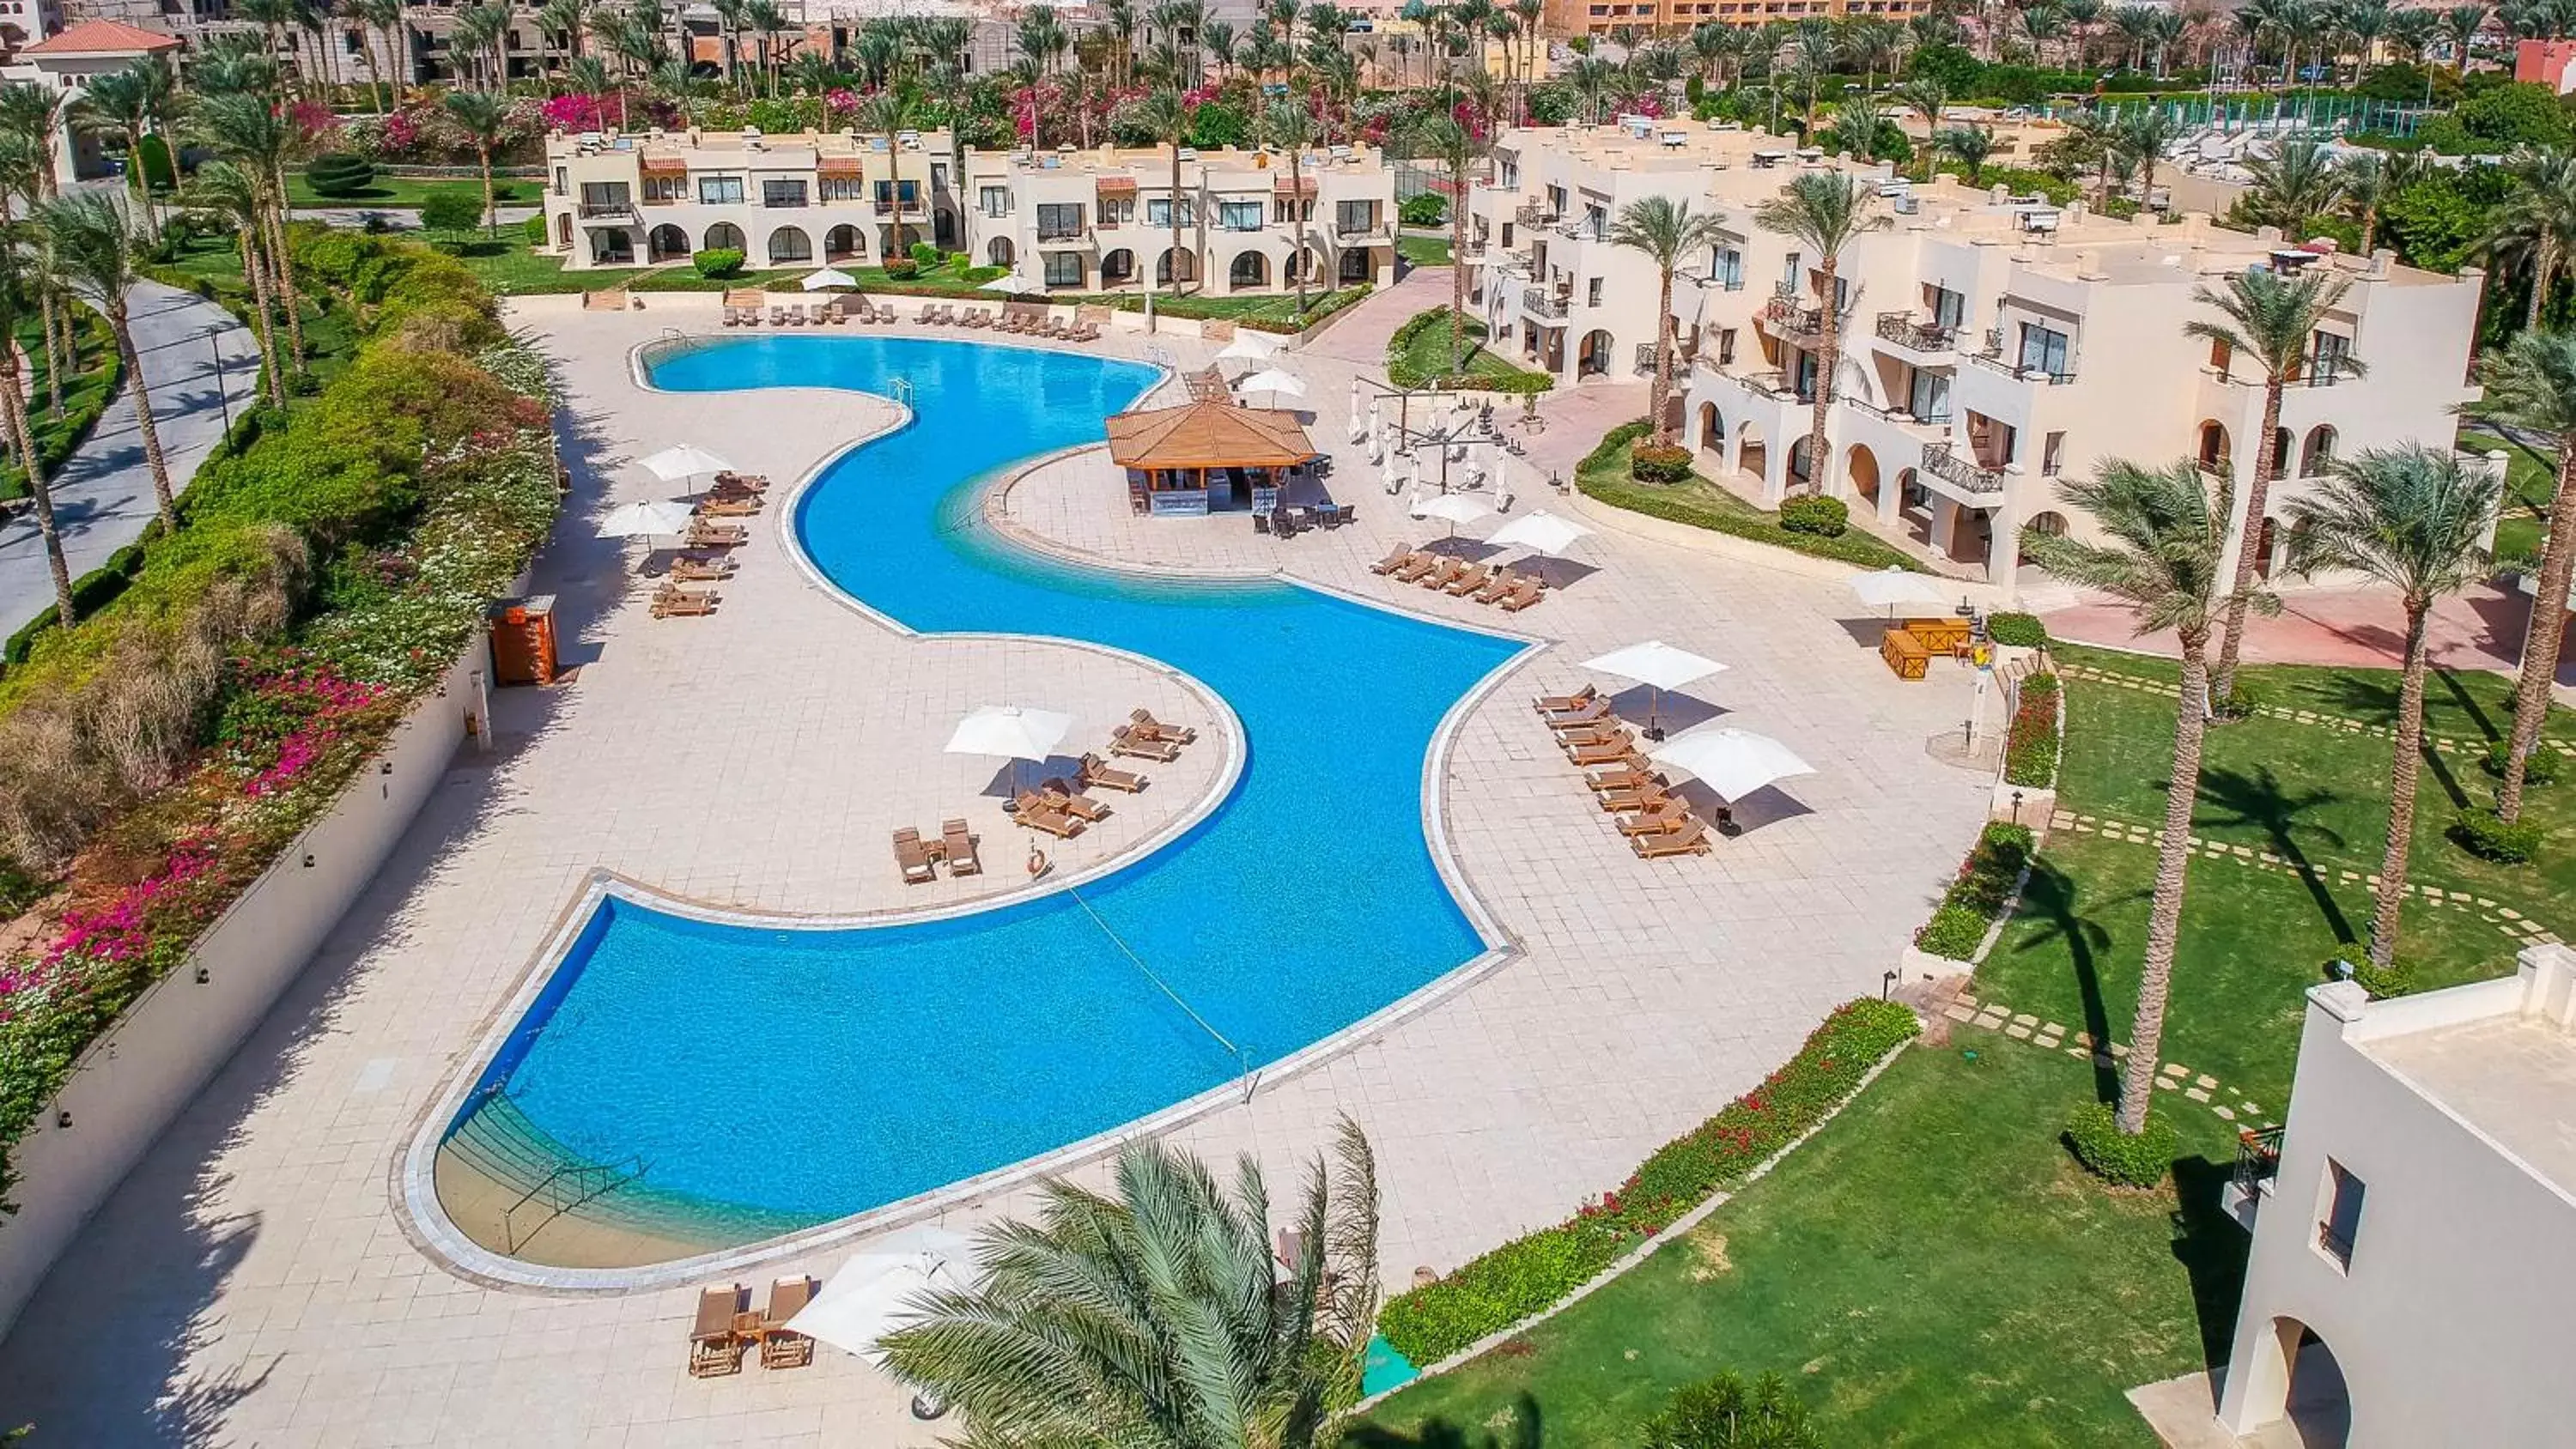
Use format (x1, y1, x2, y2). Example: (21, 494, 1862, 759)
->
(1107, 401, 1322, 518)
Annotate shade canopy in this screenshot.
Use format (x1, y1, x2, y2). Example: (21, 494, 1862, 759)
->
(800, 267, 858, 291)
(595, 500, 697, 538)
(979, 273, 1042, 294)
(1235, 368, 1307, 400)
(1106, 402, 1321, 470)
(944, 705, 1076, 763)
(636, 444, 735, 482)
(1583, 640, 1728, 693)
(1848, 566, 1948, 611)
(1215, 331, 1280, 363)
(1647, 724, 1815, 803)
(783, 1222, 978, 1364)
(1486, 510, 1594, 556)
(1412, 492, 1494, 526)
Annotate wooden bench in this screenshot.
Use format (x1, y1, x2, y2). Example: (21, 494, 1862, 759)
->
(1880, 627, 1930, 681)
(1900, 615, 1974, 656)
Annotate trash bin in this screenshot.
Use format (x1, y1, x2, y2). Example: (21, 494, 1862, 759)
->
(488, 594, 558, 687)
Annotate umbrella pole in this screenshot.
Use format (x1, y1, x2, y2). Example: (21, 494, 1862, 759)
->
(1646, 685, 1664, 742)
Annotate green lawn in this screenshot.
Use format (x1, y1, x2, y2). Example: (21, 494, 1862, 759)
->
(147, 234, 361, 390)
(1396, 230, 1454, 267)
(2458, 426, 2553, 566)
(1358, 1042, 2242, 1448)
(1576, 437, 1923, 571)
(286, 174, 527, 212)
(1387, 312, 1550, 391)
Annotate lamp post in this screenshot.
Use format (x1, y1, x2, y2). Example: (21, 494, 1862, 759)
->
(208, 328, 230, 433)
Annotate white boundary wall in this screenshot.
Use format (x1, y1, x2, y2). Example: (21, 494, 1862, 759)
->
(0, 634, 491, 1333)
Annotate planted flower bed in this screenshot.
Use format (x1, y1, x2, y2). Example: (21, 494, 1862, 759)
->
(2002, 672, 2061, 790)
(1376, 999, 1920, 1367)
(1913, 822, 2037, 961)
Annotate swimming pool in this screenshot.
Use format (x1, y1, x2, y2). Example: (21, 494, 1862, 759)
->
(433, 336, 1529, 1264)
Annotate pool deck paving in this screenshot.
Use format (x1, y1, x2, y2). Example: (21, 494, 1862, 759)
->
(0, 291, 1996, 1446)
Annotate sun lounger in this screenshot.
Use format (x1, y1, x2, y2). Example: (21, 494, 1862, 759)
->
(962, 307, 992, 328)
(1128, 709, 1196, 745)
(1040, 778, 1112, 822)
(1443, 563, 1493, 597)
(689, 1285, 747, 1377)
(893, 826, 939, 883)
(1471, 571, 1524, 604)
(1553, 721, 1627, 749)
(1010, 789, 1085, 839)
(1498, 579, 1546, 611)
(670, 555, 732, 582)
(1070, 320, 1103, 341)
(1391, 553, 1442, 584)
(1109, 724, 1182, 763)
(1535, 682, 1600, 716)
(651, 585, 718, 618)
(769, 305, 787, 324)
(1545, 698, 1613, 731)
(941, 818, 981, 876)
(1563, 735, 1635, 767)
(697, 496, 761, 518)
(1079, 751, 1146, 792)
(685, 521, 749, 549)
(1419, 559, 1468, 591)
(1368, 544, 1419, 576)
(1631, 816, 1713, 858)
(1616, 798, 1692, 837)
(759, 1276, 817, 1369)
(1596, 779, 1669, 813)
(1584, 758, 1656, 791)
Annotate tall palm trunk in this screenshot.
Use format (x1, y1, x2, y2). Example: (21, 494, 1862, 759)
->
(1288, 149, 1308, 318)
(2119, 634, 2210, 1133)
(39, 294, 62, 418)
(477, 141, 497, 233)
(112, 300, 176, 532)
(0, 341, 73, 625)
(1448, 185, 1467, 373)
(240, 224, 283, 406)
(2213, 376, 2284, 707)
(262, 179, 308, 372)
(2370, 598, 2433, 968)
(1170, 150, 1187, 296)
(2530, 234, 2561, 330)
(2500, 445, 2576, 821)
(1649, 264, 1675, 446)
(1805, 256, 1836, 494)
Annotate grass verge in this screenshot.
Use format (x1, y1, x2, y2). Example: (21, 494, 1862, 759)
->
(1577, 431, 1921, 571)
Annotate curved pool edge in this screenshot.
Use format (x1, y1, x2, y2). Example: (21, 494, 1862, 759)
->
(392, 333, 1546, 1294)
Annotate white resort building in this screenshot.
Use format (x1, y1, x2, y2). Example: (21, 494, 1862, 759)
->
(539, 128, 1399, 300)
(1461, 119, 2489, 591)
(2201, 944, 2576, 1447)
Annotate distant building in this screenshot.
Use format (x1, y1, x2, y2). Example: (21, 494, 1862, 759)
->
(8, 19, 179, 185)
(2514, 36, 2576, 93)
(2207, 945, 2576, 1446)
(1539, 0, 1920, 40)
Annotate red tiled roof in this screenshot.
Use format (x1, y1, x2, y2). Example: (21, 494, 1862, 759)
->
(23, 20, 183, 55)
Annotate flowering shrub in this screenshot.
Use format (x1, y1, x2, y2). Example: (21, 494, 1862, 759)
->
(2002, 672, 2060, 789)
(1912, 822, 2034, 961)
(1376, 1000, 1919, 1366)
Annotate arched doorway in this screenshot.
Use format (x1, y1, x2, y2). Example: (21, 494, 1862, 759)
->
(2020, 509, 2068, 565)
(2301, 425, 2337, 478)
(825, 224, 862, 261)
(647, 223, 686, 262)
(1157, 248, 1197, 287)
(1229, 251, 1270, 290)
(2254, 516, 2282, 578)
(1285, 246, 1321, 284)
(766, 227, 812, 265)
(1847, 442, 1880, 509)
(1738, 421, 1768, 486)
(1787, 435, 1814, 491)
(1339, 246, 1373, 284)
(2270, 426, 2293, 475)
(1101, 248, 1136, 285)
(2233, 1317, 2354, 1447)
(1697, 402, 1723, 453)
(2198, 420, 2232, 473)
(555, 213, 572, 249)
(704, 221, 745, 253)
(987, 236, 1015, 267)
(1577, 329, 1613, 378)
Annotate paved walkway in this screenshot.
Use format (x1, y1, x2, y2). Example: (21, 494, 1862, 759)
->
(2039, 579, 2576, 688)
(0, 282, 262, 635)
(0, 294, 1996, 1446)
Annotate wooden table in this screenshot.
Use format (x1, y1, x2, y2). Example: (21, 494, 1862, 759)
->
(1899, 615, 1974, 655)
(1880, 627, 1930, 681)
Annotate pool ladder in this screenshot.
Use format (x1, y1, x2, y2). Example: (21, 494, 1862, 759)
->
(503, 1153, 651, 1253)
(889, 375, 914, 409)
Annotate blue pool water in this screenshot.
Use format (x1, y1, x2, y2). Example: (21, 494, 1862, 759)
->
(455, 336, 1527, 1234)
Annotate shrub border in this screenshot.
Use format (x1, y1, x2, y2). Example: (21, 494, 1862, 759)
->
(1574, 421, 1926, 573)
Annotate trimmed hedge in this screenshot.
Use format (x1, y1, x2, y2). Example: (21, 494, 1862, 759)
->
(2482, 740, 2561, 787)
(2002, 672, 2061, 789)
(1386, 305, 1553, 391)
(1913, 822, 2034, 961)
(1631, 442, 1692, 484)
(306, 152, 375, 197)
(2451, 807, 2543, 864)
(1777, 494, 1847, 537)
(2063, 1100, 2178, 1189)
(692, 247, 745, 279)
(1577, 422, 1923, 572)
(1376, 999, 1921, 1366)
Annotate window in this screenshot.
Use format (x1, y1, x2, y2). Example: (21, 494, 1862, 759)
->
(1272, 197, 1311, 223)
(1545, 185, 1567, 216)
(1038, 202, 1085, 239)
(2310, 330, 2353, 385)
(873, 179, 920, 209)
(1100, 197, 1133, 227)
(1716, 327, 1736, 366)
(980, 185, 1011, 217)
(1219, 199, 1263, 232)
(2042, 429, 2066, 476)
(1044, 252, 1084, 288)
(578, 182, 629, 214)
(1336, 199, 1377, 235)
(2017, 322, 2071, 379)
(1929, 284, 1965, 330)
(1586, 276, 1603, 306)
(1781, 250, 1801, 288)
(1146, 196, 1197, 227)
(1581, 204, 1607, 239)
(762, 179, 807, 209)
(820, 176, 863, 203)
(698, 174, 744, 205)
(643, 174, 687, 203)
(553, 165, 567, 197)
(1792, 350, 1818, 401)
(2316, 1160, 2364, 1271)
(931, 162, 948, 191)
(1710, 246, 1743, 290)
(1907, 367, 1951, 422)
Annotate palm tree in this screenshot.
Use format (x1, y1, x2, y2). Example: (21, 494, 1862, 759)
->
(440, 89, 509, 236)
(2116, 106, 2178, 211)
(2338, 150, 2393, 253)
(2483, 147, 2576, 330)
(2185, 265, 2360, 709)
(1935, 123, 1996, 184)
(39, 191, 175, 532)
(742, 0, 789, 96)
(192, 90, 307, 375)
(0, 246, 73, 626)
(71, 65, 161, 241)
(2444, 0, 2488, 70)
(453, 3, 508, 90)
(2021, 460, 2273, 1135)
(184, 161, 283, 406)
(355, 0, 404, 109)
(1753, 171, 1886, 497)
(863, 84, 920, 256)
(2281, 447, 2501, 970)
(1611, 197, 1729, 450)
(1263, 98, 1318, 319)
(1895, 76, 1948, 132)
(1130, 87, 1196, 313)
(2464, 330, 2576, 821)
(2241, 135, 2344, 239)
(881, 1121, 1382, 1447)
(1408, 112, 1479, 376)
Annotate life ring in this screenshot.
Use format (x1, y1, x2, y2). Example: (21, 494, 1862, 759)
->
(1026, 846, 1050, 879)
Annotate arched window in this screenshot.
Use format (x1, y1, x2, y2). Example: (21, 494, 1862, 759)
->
(2197, 421, 2231, 472)
(1229, 251, 1269, 289)
(2300, 425, 2337, 478)
(825, 225, 863, 260)
(987, 236, 1015, 266)
(704, 221, 745, 253)
(767, 227, 813, 264)
(1101, 248, 1136, 284)
(1156, 248, 1197, 285)
(647, 224, 687, 261)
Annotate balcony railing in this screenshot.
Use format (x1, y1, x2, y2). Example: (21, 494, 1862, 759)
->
(575, 200, 635, 221)
(1763, 294, 1831, 337)
(1713, 366, 1805, 402)
(1036, 226, 1091, 241)
(1522, 286, 1569, 320)
(1846, 395, 1947, 428)
(1922, 440, 2008, 494)
(2233, 1125, 2283, 1199)
(1337, 217, 1385, 237)
(1552, 219, 1607, 242)
(1875, 311, 1959, 353)
(1965, 348, 2079, 385)
(1515, 201, 1556, 227)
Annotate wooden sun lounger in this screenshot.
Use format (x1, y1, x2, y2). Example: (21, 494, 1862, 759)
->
(714, 470, 769, 492)
(1545, 698, 1613, 731)
(1596, 779, 1669, 813)
(1368, 545, 1418, 576)
(1391, 554, 1442, 584)
(1443, 563, 1493, 596)
(686, 521, 749, 549)
(1471, 571, 1522, 604)
(1498, 579, 1546, 611)
(1616, 799, 1692, 838)
(1080, 752, 1146, 792)
(1563, 735, 1634, 767)
(1041, 778, 1112, 822)
(1584, 758, 1656, 791)
(1109, 724, 1182, 763)
(893, 826, 939, 884)
(1011, 789, 1085, 839)
(1632, 816, 1713, 858)
(651, 585, 718, 618)
(962, 307, 993, 328)
(1535, 682, 1599, 715)
(1129, 709, 1195, 745)
(941, 818, 981, 876)
(1419, 559, 1468, 591)
(670, 555, 732, 582)
(689, 1285, 747, 1377)
(760, 1276, 817, 1369)
(697, 496, 761, 518)
(1553, 722, 1627, 749)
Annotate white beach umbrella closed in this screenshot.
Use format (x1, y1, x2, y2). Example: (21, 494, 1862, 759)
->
(800, 267, 859, 291)
(595, 500, 698, 538)
(1647, 724, 1815, 803)
(1583, 640, 1728, 738)
(783, 1222, 978, 1365)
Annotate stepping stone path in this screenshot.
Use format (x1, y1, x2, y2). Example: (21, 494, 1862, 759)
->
(1941, 987, 2274, 1132)
(2055, 661, 2576, 761)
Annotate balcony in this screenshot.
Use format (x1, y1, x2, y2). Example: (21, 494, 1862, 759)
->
(1522, 286, 1569, 321)
(2233, 1125, 2283, 1202)
(1336, 216, 1387, 239)
(1965, 348, 2079, 386)
(1762, 293, 1832, 341)
(1036, 225, 1093, 244)
(575, 201, 636, 222)
(1705, 364, 1806, 403)
(1844, 395, 1948, 433)
(1552, 219, 1607, 243)
(1921, 441, 2008, 495)
(1515, 201, 1555, 227)
(1874, 311, 1959, 357)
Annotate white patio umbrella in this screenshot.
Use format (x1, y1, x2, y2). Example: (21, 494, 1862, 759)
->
(1583, 640, 1728, 740)
(783, 1222, 978, 1366)
(800, 267, 859, 291)
(1411, 491, 1493, 537)
(595, 499, 697, 539)
(1647, 724, 1815, 803)
(637, 443, 735, 491)
(979, 272, 1042, 294)
(1848, 565, 1950, 616)
(1236, 368, 1307, 404)
(1485, 509, 1595, 585)
(945, 704, 1076, 765)
(1216, 330, 1279, 365)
